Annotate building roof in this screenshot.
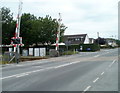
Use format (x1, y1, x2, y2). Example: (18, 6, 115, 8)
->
(63, 34, 87, 45)
(64, 34, 87, 37)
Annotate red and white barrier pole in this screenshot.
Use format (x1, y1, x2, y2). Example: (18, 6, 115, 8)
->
(55, 13, 62, 51)
(13, 0, 23, 53)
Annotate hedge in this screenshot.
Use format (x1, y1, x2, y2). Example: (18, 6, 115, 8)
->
(49, 44, 100, 52)
(79, 44, 100, 52)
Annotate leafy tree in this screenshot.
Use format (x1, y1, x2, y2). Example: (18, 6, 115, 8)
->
(115, 40, 120, 47)
(1, 7, 15, 45)
(36, 15, 58, 45)
(2, 8, 67, 47)
(30, 15, 67, 46)
(20, 13, 37, 46)
(1, 7, 13, 23)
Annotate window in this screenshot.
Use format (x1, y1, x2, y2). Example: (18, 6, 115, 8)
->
(75, 38, 80, 41)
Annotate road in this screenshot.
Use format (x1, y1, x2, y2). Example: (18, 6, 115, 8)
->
(1, 48, 119, 92)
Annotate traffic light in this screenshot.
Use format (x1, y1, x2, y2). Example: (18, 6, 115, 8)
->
(11, 38, 20, 44)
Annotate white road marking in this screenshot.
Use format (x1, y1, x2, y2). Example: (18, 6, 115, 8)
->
(1, 74, 21, 80)
(93, 77, 99, 83)
(16, 65, 23, 66)
(101, 72, 105, 75)
(109, 59, 116, 67)
(54, 61, 80, 69)
(54, 64, 69, 68)
(35, 66, 42, 68)
(0, 69, 45, 80)
(94, 55, 99, 57)
(6, 64, 11, 65)
(26, 69, 44, 74)
(83, 86, 91, 92)
(1, 61, 81, 80)
(16, 73, 29, 78)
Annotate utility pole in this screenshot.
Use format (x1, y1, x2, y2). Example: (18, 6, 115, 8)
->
(11, 0, 23, 64)
(55, 13, 62, 51)
(97, 32, 100, 50)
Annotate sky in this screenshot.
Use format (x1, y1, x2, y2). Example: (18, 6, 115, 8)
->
(1, 0, 119, 39)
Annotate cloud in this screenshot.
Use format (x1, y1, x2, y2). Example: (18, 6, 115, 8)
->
(1, 0, 119, 39)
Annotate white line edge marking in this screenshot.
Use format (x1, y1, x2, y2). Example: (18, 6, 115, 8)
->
(83, 86, 91, 92)
(16, 65, 23, 66)
(101, 72, 105, 75)
(16, 73, 29, 78)
(0, 69, 44, 80)
(94, 55, 99, 57)
(93, 77, 99, 83)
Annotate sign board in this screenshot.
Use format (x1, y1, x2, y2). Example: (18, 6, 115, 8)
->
(29, 48, 33, 56)
(40, 48, 46, 57)
(11, 37, 24, 46)
(22, 50, 28, 56)
(34, 48, 40, 56)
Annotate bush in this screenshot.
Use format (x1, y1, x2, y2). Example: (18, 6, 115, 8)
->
(79, 44, 100, 52)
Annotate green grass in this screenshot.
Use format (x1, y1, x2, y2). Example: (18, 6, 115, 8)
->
(1, 55, 16, 64)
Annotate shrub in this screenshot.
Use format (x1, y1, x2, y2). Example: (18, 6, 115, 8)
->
(79, 44, 100, 52)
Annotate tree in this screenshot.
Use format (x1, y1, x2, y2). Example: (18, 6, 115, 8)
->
(95, 37, 106, 45)
(1, 7, 15, 45)
(115, 40, 120, 47)
(1, 7, 13, 23)
(30, 15, 67, 46)
(2, 7, 67, 47)
(20, 13, 37, 46)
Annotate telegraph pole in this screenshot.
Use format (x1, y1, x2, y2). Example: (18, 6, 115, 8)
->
(55, 13, 62, 51)
(97, 32, 100, 50)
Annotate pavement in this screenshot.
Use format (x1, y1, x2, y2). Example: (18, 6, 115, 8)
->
(1, 48, 119, 92)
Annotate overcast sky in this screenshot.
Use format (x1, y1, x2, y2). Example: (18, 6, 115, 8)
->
(1, 0, 119, 39)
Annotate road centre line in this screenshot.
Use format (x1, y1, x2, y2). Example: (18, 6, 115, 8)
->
(1, 61, 81, 80)
(101, 72, 105, 75)
(109, 59, 116, 67)
(54, 61, 80, 68)
(93, 77, 99, 83)
(83, 86, 91, 92)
